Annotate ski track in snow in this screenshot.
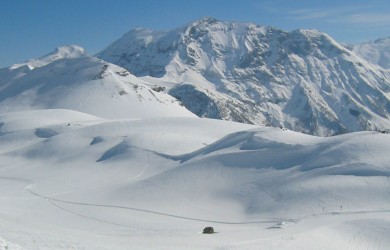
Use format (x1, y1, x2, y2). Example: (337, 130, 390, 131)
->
(0, 176, 282, 226)
(1, 175, 389, 230)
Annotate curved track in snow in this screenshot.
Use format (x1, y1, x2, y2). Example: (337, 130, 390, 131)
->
(0, 176, 282, 226)
(1, 175, 389, 230)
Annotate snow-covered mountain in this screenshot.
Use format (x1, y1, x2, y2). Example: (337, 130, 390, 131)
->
(0, 46, 195, 119)
(98, 17, 390, 136)
(0, 22, 389, 249)
(352, 37, 390, 69)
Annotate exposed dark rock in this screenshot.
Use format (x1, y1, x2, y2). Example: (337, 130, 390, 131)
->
(202, 226, 214, 234)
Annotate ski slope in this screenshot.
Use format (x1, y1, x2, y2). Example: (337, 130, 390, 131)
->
(0, 109, 389, 249)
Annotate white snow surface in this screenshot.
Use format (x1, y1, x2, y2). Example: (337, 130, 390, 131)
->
(0, 108, 389, 249)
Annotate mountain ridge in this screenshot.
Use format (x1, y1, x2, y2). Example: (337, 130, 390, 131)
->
(97, 17, 390, 136)
(0, 49, 195, 119)
(10, 44, 86, 70)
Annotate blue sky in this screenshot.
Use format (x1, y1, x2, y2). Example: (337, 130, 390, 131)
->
(1, 0, 389, 67)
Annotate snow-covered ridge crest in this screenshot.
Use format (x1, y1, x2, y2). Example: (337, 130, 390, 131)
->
(98, 17, 390, 136)
(10, 44, 86, 70)
(0, 47, 195, 119)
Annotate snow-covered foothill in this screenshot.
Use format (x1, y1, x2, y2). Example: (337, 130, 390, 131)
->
(0, 46, 195, 119)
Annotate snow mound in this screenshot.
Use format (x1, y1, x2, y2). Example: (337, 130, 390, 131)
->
(126, 128, 389, 220)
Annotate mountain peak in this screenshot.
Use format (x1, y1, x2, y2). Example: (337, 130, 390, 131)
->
(196, 16, 219, 25)
(186, 17, 251, 31)
(51, 45, 86, 58)
(372, 37, 390, 44)
(352, 36, 390, 69)
(291, 28, 336, 42)
(10, 44, 86, 70)
(295, 28, 322, 36)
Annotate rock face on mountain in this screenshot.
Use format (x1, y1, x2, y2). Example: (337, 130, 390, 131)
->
(0, 46, 195, 119)
(98, 17, 390, 136)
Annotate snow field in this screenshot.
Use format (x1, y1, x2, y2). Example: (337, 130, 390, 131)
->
(0, 109, 389, 249)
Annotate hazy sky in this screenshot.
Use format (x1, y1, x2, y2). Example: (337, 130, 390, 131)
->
(1, 0, 389, 67)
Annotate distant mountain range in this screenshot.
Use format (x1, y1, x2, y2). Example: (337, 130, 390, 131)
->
(1, 17, 389, 136)
(98, 17, 390, 136)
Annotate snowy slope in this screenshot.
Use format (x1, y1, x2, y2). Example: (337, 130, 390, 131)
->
(98, 17, 390, 136)
(352, 37, 390, 69)
(0, 109, 389, 249)
(0, 46, 195, 119)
